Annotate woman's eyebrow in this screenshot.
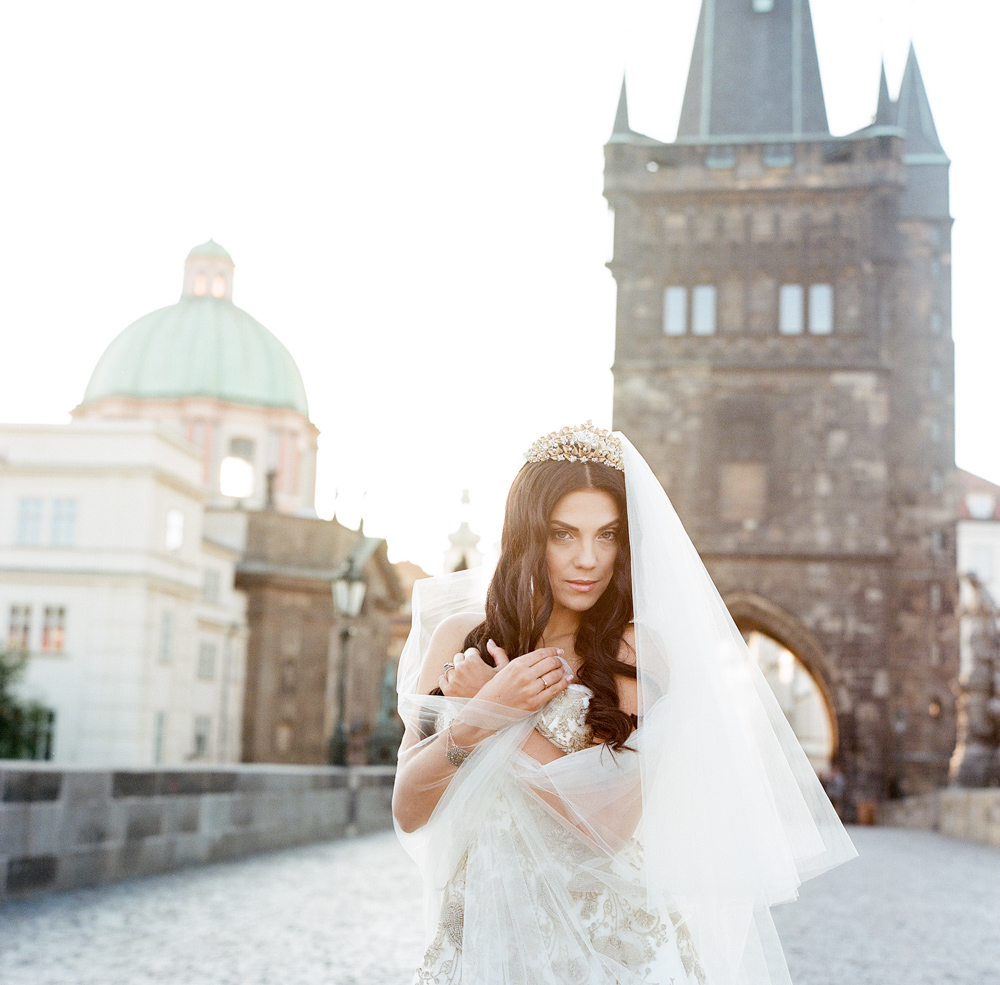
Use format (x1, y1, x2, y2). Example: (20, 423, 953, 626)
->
(549, 519, 621, 532)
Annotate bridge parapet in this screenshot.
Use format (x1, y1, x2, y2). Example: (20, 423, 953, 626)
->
(0, 761, 395, 901)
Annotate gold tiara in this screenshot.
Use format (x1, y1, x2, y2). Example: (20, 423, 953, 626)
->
(525, 420, 624, 471)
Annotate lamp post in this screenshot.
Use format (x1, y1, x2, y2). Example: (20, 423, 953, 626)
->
(329, 562, 367, 766)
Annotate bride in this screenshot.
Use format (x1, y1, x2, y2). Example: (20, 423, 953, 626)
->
(392, 422, 856, 985)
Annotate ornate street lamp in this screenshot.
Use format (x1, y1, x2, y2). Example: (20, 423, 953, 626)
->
(329, 560, 367, 766)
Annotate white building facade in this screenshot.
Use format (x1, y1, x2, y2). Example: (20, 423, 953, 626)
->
(0, 421, 246, 765)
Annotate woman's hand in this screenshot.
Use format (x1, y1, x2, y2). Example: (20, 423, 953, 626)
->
(474, 639, 574, 713)
(438, 646, 497, 698)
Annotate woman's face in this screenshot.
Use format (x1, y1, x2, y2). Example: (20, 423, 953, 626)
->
(545, 488, 620, 614)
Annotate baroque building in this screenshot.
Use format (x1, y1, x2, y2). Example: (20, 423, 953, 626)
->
(3, 242, 402, 766)
(606, 0, 957, 802)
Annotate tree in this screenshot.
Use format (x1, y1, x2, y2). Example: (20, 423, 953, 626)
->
(0, 647, 54, 760)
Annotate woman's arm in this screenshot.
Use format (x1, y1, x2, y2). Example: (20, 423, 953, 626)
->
(392, 617, 572, 833)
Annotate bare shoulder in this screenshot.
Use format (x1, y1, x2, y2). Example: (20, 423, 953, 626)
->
(416, 612, 485, 694)
(615, 624, 638, 716)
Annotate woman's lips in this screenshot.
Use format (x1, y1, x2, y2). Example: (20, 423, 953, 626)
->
(567, 580, 597, 593)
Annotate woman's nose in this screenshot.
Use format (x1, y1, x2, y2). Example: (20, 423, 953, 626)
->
(575, 540, 598, 568)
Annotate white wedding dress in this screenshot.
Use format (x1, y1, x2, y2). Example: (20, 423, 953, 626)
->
(414, 686, 707, 985)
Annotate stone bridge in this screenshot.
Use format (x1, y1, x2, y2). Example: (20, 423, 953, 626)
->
(1, 826, 997, 985)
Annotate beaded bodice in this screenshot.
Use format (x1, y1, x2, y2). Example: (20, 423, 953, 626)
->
(535, 684, 593, 753)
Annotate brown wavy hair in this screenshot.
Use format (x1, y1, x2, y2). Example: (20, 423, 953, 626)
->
(461, 458, 636, 750)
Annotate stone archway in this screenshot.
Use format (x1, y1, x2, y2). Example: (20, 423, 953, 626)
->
(725, 592, 840, 770)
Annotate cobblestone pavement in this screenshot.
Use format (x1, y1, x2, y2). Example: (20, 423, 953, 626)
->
(0, 826, 997, 985)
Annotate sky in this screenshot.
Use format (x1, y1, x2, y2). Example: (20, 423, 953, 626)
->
(1, 1, 996, 573)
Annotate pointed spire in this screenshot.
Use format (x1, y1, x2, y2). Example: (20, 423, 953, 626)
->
(611, 76, 631, 138)
(874, 60, 895, 126)
(677, 0, 829, 140)
(895, 43, 945, 156)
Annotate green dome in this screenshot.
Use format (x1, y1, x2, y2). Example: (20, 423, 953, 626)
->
(187, 239, 232, 261)
(82, 296, 309, 416)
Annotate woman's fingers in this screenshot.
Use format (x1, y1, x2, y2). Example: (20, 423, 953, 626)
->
(528, 654, 573, 681)
(486, 639, 509, 667)
(521, 646, 565, 668)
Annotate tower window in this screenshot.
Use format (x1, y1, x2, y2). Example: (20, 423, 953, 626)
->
(692, 285, 717, 335)
(663, 287, 687, 336)
(808, 284, 834, 334)
(229, 437, 255, 462)
(752, 0, 775, 10)
(779, 285, 804, 334)
(193, 273, 207, 297)
(706, 146, 736, 169)
(719, 462, 767, 524)
(211, 275, 226, 298)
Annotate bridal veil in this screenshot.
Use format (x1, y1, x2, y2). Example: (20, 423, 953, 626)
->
(395, 432, 856, 985)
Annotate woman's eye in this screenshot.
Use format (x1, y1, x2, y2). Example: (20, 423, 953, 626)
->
(600, 530, 617, 541)
(551, 529, 571, 541)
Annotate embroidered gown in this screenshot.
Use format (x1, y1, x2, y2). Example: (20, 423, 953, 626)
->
(414, 685, 707, 985)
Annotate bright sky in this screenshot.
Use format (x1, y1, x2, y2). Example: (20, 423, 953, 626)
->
(1, 1, 996, 573)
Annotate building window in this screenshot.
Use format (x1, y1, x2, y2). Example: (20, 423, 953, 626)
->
(165, 509, 184, 552)
(16, 499, 43, 545)
(211, 275, 226, 298)
(970, 545, 994, 583)
(8, 605, 31, 651)
(719, 462, 767, 525)
(50, 499, 77, 547)
(808, 284, 834, 334)
(753, 0, 775, 11)
(929, 368, 943, 393)
(692, 285, 717, 335)
(197, 641, 217, 680)
(40, 606, 65, 653)
(929, 583, 942, 613)
(280, 659, 298, 691)
(193, 715, 212, 758)
(929, 471, 943, 496)
(763, 143, 793, 167)
(202, 570, 221, 604)
(930, 529, 945, 553)
(153, 712, 166, 764)
(275, 722, 293, 754)
(929, 312, 943, 336)
(229, 437, 255, 462)
(779, 284, 804, 334)
(663, 286, 687, 336)
(159, 612, 173, 664)
(705, 145, 736, 169)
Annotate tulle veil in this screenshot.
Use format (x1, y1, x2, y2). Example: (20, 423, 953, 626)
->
(394, 432, 856, 985)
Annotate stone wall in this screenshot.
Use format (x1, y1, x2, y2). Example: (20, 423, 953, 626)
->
(878, 788, 1000, 847)
(0, 761, 395, 902)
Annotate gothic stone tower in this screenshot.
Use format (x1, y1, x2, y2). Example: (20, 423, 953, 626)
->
(606, 0, 957, 801)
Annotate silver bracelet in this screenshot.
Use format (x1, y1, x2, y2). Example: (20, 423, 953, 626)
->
(445, 723, 472, 768)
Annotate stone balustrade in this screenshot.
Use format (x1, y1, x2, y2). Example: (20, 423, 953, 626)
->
(878, 788, 1000, 847)
(0, 761, 395, 902)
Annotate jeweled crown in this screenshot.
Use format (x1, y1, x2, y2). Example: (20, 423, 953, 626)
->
(525, 420, 624, 471)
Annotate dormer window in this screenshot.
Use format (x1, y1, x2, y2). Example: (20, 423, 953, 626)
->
(211, 274, 226, 298)
(193, 273, 207, 297)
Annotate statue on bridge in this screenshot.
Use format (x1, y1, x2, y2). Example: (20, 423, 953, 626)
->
(952, 575, 1000, 787)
